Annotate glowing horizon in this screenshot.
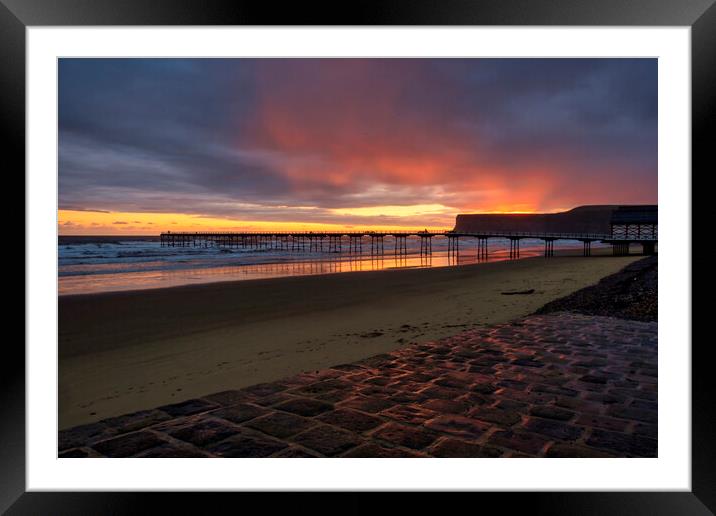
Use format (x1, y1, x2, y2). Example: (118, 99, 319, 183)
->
(58, 208, 456, 235)
(59, 205, 590, 235)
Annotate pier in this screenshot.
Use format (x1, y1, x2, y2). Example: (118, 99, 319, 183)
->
(160, 230, 654, 259)
(160, 206, 657, 259)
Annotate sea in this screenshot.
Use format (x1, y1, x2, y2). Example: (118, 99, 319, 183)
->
(58, 235, 606, 295)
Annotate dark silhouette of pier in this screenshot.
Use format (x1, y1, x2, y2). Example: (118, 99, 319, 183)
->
(161, 205, 656, 260)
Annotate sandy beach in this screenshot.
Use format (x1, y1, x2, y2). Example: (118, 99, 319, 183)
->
(59, 251, 639, 429)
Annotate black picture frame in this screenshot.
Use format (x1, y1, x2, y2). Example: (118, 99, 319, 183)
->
(6, 0, 712, 513)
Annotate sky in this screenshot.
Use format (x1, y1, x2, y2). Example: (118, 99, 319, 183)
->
(58, 58, 657, 234)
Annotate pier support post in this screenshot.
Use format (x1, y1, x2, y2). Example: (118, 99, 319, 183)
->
(612, 242, 630, 256)
(509, 238, 520, 259)
(476, 237, 488, 260)
(583, 240, 591, 257)
(420, 235, 432, 256)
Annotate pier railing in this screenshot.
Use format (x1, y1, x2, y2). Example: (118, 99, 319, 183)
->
(160, 230, 617, 239)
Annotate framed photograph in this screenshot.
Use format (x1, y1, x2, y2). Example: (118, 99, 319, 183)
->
(9, 0, 712, 512)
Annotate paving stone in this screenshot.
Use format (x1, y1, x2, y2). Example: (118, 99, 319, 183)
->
(381, 404, 438, 426)
(342, 443, 422, 458)
(488, 430, 551, 456)
(505, 451, 533, 458)
(614, 388, 657, 401)
(494, 399, 529, 411)
(531, 384, 579, 397)
(632, 422, 658, 439)
(165, 418, 240, 447)
(572, 381, 606, 393)
(273, 447, 321, 458)
(312, 369, 351, 380)
(291, 425, 362, 456)
(275, 398, 334, 417)
(573, 358, 609, 367)
(428, 438, 503, 458)
(59, 422, 117, 451)
(528, 405, 575, 422)
(251, 393, 296, 407)
(389, 391, 429, 404)
(496, 379, 529, 391)
(575, 414, 629, 432)
(511, 358, 544, 368)
(586, 428, 657, 457)
(210, 403, 270, 424)
(364, 376, 393, 386)
(607, 405, 658, 424)
(545, 443, 616, 458)
(419, 385, 464, 400)
(157, 399, 218, 417)
(317, 409, 383, 433)
(579, 375, 609, 384)
(499, 388, 559, 405)
(470, 382, 499, 394)
(293, 379, 352, 396)
(151, 414, 205, 433)
(207, 432, 288, 457)
(554, 397, 604, 414)
(280, 373, 319, 388)
(523, 417, 584, 441)
(246, 412, 317, 438)
(358, 385, 398, 397)
(424, 415, 490, 440)
(420, 398, 470, 415)
(341, 396, 395, 414)
(59, 448, 102, 458)
(136, 444, 210, 458)
(371, 422, 438, 450)
(401, 372, 435, 383)
(240, 382, 288, 398)
(101, 409, 172, 434)
(638, 368, 658, 378)
(454, 349, 483, 359)
(93, 431, 167, 457)
(202, 390, 255, 407)
(469, 406, 522, 427)
(629, 399, 658, 411)
(314, 390, 355, 403)
(459, 392, 494, 406)
(434, 373, 474, 389)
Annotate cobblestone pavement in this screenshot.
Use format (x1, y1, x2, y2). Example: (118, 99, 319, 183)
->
(59, 313, 657, 458)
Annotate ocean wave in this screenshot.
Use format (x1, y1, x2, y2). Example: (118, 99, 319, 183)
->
(58, 237, 608, 278)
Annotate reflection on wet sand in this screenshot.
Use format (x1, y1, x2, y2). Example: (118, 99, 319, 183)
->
(59, 244, 550, 296)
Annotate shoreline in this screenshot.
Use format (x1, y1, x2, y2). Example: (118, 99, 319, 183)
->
(59, 246, 587, 297)
(58, 244, 610, 297)
(59, 252, 641, 429)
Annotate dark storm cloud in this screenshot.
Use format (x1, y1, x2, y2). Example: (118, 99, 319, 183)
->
(59, 58, 657, 219)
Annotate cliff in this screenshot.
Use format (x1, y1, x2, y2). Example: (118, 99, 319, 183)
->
(453, 205, 621, 234)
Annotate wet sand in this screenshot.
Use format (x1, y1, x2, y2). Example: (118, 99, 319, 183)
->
(59, 251, 639, 429)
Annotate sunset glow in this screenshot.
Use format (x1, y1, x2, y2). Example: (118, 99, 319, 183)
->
(58, 208, 454, 235)
(59, 58, 657, 234)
